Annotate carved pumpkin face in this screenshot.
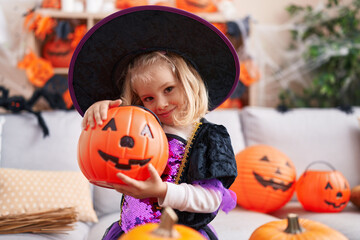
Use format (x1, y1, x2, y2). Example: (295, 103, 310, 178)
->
(78, 106, 169, 188)
(296, 167, 350, 212)
(176, 0, 217, 13)
(230, 145, 296, 213)
(42, 38, 74, 68)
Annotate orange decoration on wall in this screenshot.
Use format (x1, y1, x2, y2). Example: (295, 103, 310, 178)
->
(69, 24, 87, 48)
(176, 0, 217, 13)
(211, 22, 227, 35)
(78, 106, 169, 188)
(296, 161, 351, 213)
(230, 145, 296, 213)
(41, 0, 61, 9)
(17, 51, 54, 87)
(115, 0, 148, 9)
(240, 60, 260, 86)
(35, 16, 57, 40)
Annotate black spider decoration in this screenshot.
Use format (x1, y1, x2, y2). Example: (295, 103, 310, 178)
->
(0, 75, 72, 137)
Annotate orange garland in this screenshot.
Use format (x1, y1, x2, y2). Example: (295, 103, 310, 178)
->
(17, 51, 54, 87)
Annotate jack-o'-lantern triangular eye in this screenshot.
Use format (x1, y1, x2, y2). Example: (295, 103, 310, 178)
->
(141, 124, 153, 138)
(260, 156, 269, 162)
(325, 182, 333, 190)
(102, 118, 117, 131)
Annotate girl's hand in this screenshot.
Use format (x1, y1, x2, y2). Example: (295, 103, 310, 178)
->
(111, 164, 167, 199)
(81, 99, 122, 129)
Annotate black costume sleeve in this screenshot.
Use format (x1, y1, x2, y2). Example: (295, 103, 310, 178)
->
(176, 120, 237, 236)
(185, 120, 237, 188)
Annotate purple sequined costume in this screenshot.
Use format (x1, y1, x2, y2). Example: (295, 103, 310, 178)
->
(102, 136, 185, 239)
(103, 127, 237, 240)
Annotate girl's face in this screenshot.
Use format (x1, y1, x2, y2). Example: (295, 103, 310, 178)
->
(132, 64, 186, 126)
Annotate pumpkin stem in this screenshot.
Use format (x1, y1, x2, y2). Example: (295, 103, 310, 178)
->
(284, 213, 303, 234)
(152, 207, 180, 238)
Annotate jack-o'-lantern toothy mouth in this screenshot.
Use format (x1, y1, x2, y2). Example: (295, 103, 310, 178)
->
(324, 200, 347, 208)
(253, 171, 294, 192)
(98, 150, 151, 170)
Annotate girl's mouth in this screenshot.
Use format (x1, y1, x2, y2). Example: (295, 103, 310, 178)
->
(158, 108, 175, 118)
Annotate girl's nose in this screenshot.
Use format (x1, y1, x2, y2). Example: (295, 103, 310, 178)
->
(157, 98, 168, 110)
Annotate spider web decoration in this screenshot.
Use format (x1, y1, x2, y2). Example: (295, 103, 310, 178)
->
(247, 1, 357, 107)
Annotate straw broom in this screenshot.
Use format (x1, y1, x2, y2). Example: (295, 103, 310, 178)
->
(0, 207, 78, 234)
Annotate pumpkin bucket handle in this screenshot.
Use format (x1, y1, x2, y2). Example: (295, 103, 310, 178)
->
(304, 161, 336, 175)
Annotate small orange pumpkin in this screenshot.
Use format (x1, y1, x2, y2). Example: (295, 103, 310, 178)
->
(119, 207, 206, 240)
(42, 37, 75, 68)
(296, 161, 351, 212)
(249, 213, 348, 239)
(230, 145, 296, 213)
(78, 106, 168, 188)
(176, 0, 217, 13)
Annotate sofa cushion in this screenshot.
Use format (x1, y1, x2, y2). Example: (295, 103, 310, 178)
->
(212, 206, 279, 240)
(240, 107, 360, 189)
(205, 109, 245, 154)
(0, 168, 98, 222)
(0, 110, 82, 171)
(87, 212, 120, 240)
(93, 186, 122, 218)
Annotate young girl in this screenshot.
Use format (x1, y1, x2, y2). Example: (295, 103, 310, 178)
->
(68, 6, 241, 240)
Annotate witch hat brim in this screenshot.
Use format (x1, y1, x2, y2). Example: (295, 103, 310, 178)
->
(68, 6, 240, 116)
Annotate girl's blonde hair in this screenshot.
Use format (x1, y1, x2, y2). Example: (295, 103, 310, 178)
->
(121, 51, 208, 125)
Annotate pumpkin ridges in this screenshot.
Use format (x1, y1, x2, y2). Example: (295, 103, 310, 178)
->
(296, 167, 350, 213)
(77, 106, 168, 188)
(232, 145, 296, 213)
(249, 214, 348, 240)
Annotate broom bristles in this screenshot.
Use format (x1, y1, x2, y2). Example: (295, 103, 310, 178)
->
(0, 207, 78, 234)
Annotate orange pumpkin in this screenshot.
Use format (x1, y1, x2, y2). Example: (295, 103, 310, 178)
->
(42, 37, 75, 68)
(249, 213, 348, 239)
(296, 161, 350, 212)
(176, 0, 217, 13)
(230, 145, 296, 213)
(119, 207, 206, 240)
(78, 106, 168, 188)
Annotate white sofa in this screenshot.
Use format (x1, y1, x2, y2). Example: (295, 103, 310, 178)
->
(0, 106, 359, 240)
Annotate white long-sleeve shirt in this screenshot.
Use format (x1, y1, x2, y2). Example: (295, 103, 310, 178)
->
(160, 124, 222, 213)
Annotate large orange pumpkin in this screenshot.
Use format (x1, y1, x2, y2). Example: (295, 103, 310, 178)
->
(119, 207, 205, 240)
(249, 213, 348, 240)
(42, 37, 75, 68)
(296, 161, 350, 212)
(230, 145, 296, 213)
(78, 106, 169, 188)
(176, 0, 217, 13)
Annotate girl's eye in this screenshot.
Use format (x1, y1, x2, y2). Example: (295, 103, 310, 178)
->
(165, 87, 173, 93)
(143, 97, 153, 102)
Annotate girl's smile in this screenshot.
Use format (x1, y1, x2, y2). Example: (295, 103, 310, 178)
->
(132, 64, 185, 126)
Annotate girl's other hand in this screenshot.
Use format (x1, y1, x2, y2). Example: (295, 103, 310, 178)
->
(111, 164, 167, 200)
(81, 99, 122, 129)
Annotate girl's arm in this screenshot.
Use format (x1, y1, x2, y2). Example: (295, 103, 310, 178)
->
(81, 99, 122, 129)
(158, 182, 222, 213)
